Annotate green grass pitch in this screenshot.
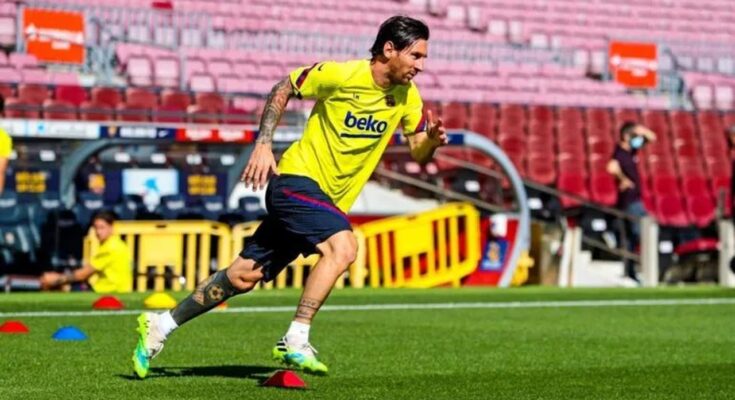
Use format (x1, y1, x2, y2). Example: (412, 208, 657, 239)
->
(1, 287, 734, 400)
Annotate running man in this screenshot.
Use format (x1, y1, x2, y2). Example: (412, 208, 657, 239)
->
(132, 15, 447, 378)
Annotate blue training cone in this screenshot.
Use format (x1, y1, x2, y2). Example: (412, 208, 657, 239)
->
(52, 326, 87, 341)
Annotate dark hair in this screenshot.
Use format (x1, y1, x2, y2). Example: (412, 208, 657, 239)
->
(92, 210, 116, 225)
(620, 121, 638, 139)
(370, 15, 430, 58)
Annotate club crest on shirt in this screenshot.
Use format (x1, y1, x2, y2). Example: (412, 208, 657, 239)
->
(385, 95, 395, 107)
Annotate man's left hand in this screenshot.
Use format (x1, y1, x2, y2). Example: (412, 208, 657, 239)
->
(426, 110, 448, 147)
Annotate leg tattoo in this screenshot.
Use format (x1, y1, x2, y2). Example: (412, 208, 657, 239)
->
(170, 269, 237, 325)
(294, 297, 322, 322)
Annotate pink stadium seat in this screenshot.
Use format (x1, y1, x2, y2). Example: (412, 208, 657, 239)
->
(9, 53, 38, 69)
(154, 57, 181, 88)
(189, 74, 216, 92)
(127, 56, 154, 86)
(0, 16, 14, 46)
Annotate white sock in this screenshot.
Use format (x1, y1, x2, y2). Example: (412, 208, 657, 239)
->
(157, 311, 178, 337)
(285, 320, 310, 344)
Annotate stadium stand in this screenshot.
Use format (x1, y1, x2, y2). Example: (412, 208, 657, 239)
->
(0, 0, 733, 282)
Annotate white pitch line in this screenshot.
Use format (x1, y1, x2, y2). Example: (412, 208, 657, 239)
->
(0, 297, 734, 318)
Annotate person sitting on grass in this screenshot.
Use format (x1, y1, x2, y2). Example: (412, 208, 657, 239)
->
(41, 210, 132, 293)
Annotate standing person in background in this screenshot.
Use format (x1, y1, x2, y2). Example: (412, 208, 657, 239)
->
(131, 15, 447, 379)
(607, 121, 657, 282)
(40, 211, 132, 293)
(0, 95, 12, 194)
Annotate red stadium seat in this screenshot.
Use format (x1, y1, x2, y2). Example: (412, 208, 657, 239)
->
(441, 102, 468, 129)
(92, 87, 122, 108)
(557, 172, 589, 208)
(527, 154, 556, 185)
(528, 105, 553, 124)
(153, 104, 185, 123)
(685, 194, 715, 227)
(499, 103, 526, 129)
(589, 173, 618, 206)
(0, 83, 14, 100)
(117, 103, 150, 121)
(222, 107, 252, 125)
(80, 100, 114, 121)
(161, 90, 191, 109)
(651, 174, 679, 196)
(195, 92, 225, 110)
(468, 102, 496, 138)
(655, 194, 689, 227)
(18, 84, 48, 104)
(55, 85, 87, 107)
(4, 97, 40, 118)
(126, 88, 158, 108)
(43, 100, 77, 120)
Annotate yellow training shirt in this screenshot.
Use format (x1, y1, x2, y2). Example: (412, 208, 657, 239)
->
(88, 235, 133, 293)
(0, 128, 11, 158)
(279, 59, 425, 212)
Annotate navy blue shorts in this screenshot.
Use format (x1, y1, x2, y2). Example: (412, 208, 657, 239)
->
(239, 174, 352, 281)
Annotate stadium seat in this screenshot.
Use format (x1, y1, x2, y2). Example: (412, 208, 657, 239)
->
(467, 103, 496, 138)
(4, 97, 40, 118)
(43, 100, 77, 120)
(91, 87, 122, 108)
(557, 172, 589, 209)
(155, 194, 187, 220)
(126, 88, 158, 108)
(589, 173, 618, 206)
(441, 102, 468, 129)
(80, 100, 114, 121)
(55, 85, 88, 106)
(238, 196, 267, 221)
(655, 194, 689, 227)
(117, 103, 150, 121)
(685, 194, 715, 227)
(72, 192, 106, 229)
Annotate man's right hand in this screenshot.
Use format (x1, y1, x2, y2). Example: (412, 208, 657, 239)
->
(241, 142, 279, 191)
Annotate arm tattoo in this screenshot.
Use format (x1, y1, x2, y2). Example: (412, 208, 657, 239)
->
(294, 297, 322, 321)
(256, 78, 293, 145)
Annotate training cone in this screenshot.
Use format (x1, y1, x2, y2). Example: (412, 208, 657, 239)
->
(216, 302, 228, 310)
(261, 370, 307, 389)
(143, 293, 177, 309)
(92, 295, 124, 310)
(52, 326, 87, 341)
(0, 320, 29, 334)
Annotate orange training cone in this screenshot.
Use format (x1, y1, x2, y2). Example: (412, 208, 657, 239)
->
(261, 370, 307, 389)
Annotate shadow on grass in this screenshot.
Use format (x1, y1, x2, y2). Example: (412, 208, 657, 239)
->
(118, 365, 281, 382)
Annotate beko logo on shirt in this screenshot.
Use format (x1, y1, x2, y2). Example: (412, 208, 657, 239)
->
(344, 111, 388, 133)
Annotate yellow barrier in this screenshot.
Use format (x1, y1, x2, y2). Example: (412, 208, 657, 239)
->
(357, 202, 481, 288)
(230, 222, 367, 290)
(83, 203, 479, 291)
(83, 221, 232, 292)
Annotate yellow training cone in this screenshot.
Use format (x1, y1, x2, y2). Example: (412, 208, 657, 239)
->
(143, 293, 177, 309)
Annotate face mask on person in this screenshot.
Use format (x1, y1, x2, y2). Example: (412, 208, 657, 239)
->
(630, 135, 645, 149)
